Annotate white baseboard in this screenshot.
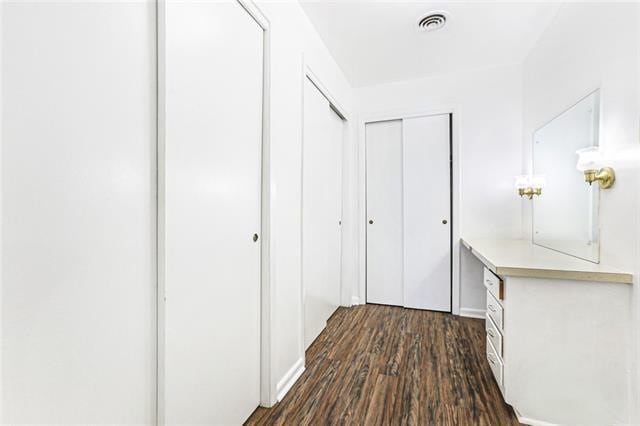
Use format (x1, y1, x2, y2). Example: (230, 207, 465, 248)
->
(276, 357, 305, 402)
(459, 307, 485, 319)
(351, 296, 361, 306)
(516, 414, 558, 426)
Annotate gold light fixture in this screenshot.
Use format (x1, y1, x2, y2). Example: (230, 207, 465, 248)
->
(583, 167, 615, 188)
(515, 175, 545, 199)
(518, 187, 542, 199)
(576, 147, 616, 189)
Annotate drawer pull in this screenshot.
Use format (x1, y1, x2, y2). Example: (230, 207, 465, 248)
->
(488, 304, 497, 313)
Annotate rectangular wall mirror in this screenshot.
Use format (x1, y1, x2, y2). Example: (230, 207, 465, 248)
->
(532, 90, 600, 263)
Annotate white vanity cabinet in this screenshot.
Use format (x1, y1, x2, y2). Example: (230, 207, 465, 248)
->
(463, 238, 634, 425)
(483, 267, 504, 393)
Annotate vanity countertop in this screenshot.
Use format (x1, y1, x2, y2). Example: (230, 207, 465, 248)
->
(461, 237, 634, 284)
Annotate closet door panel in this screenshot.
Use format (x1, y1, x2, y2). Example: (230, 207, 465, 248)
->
(303, 79, 342, 349)
(2, 2, 156, 423)
(162, 1, 263, 423)
(403, 115, 451, 311)
(365, 120, 403, 306)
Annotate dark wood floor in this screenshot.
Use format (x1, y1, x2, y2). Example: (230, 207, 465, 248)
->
(246, 304, 519, 425)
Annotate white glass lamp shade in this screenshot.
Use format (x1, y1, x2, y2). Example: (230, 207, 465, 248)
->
(576, 147, 602, 171)
(514, 175, 530, 189)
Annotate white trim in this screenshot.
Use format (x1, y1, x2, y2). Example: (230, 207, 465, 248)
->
(298, 53, 306, 383)
(237, 0, 269, 30)
(358, 106, 462, 314)
(351, 296, 361, 306)
(242, 0, 277, 408)
(276, 358, 305, 402)
(451, 111, 461, 315)
(155, 1, 166, 422)
(513, 407, 558, 426)
(0, 1, 4, 420)
(459, 308, 486, 319)
(364, 107, 454, 124)
(237, 0, 275, 407)
(517, 415, 558, 426)
(304, 66, 350, 121)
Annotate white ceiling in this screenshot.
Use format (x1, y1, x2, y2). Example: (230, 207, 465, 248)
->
(300, 1, 561, 87)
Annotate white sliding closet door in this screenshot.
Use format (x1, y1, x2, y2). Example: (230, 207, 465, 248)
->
(162, 1, 263, 424)
(403, 115, 451, 311)
(366, 115, 451, 311)
(2, 2, 156, 423)
(365, 120, 404, 306)
(303, 78, 343, 349)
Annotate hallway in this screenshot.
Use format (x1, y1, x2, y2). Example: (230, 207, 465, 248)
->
(246, 305, 519, 425)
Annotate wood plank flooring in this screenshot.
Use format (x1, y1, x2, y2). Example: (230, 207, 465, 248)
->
(246, 304, 519, 425)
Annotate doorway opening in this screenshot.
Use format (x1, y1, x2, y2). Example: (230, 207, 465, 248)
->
(364, 113, 453, 312)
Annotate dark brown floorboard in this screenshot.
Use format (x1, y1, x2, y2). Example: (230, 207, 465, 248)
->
(246, 304, 519, 425)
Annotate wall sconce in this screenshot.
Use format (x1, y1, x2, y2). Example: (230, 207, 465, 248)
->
(576, 147, 615, 189)
(515, 175, 545, 199)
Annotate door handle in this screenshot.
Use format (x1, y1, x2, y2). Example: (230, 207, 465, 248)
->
(442, 219, 448, 225)
(369, 219, 373, 224)
(253, 233, 259, 242)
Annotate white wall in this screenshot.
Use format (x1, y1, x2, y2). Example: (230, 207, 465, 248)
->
(1, 2, 157, 423)
(354, 64, 523, 315)
(521, 3, 640, 421)
(0, 0, 354, 414)
(254, 1, 354, 403)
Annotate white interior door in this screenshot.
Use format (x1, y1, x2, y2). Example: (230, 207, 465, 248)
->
(303, 78, 343, 349)
(162, 1, 263, 423)
(403, 115, 451, 311)
(2, 2, 156, 423)
(365, 120, 404, 306)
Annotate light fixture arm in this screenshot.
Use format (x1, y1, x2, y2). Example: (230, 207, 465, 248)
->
(518, 187, 542, 199)
(583, 167, 615, 189)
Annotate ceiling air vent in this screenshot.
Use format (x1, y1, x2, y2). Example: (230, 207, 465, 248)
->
(418, 12, 447, 32)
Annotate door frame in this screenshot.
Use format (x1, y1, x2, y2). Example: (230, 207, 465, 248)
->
(155, 0, 275, 417)
(299, 59, 349, 368)
(358, 107, 461, 314)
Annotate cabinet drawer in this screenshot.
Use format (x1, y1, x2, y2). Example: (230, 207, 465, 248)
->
(486, 290, 504, 331)
(486, 337, 504, 388)
(483, 267, 503, 302)
(485, 314, 503, 358)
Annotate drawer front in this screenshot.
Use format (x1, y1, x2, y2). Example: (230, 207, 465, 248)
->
(485, 314, 503, 358)
(483, 267, 503, 302)
(486, 290, 504, 331)
(486, 337, 504, 388)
